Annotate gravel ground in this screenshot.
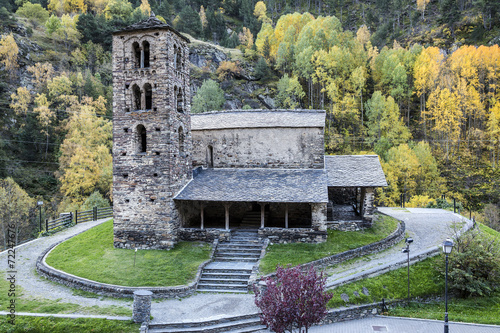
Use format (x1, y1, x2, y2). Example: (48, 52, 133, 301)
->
(0, 208, 470, 324)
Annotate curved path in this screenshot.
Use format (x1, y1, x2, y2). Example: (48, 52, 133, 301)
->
(1, 208, 471, 324)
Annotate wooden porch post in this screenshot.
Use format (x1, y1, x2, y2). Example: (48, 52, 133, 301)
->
(285, 203, 289, 228)
(260, 203, 265, 229)
(224, 203, 230, 230)
(200, 202, 205, 230)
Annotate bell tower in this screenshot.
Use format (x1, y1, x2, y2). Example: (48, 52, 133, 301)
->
(112, 13, 192, 249)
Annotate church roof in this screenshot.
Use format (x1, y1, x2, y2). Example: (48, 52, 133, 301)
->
(191, 110, 325, 130)
(175, 168, 328, 203)
(113, 12, 190, 43)
(325, 155, 388, 187)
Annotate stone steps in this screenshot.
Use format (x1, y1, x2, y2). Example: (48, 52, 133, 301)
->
(196, 230, 263, 293)
(148, 314, 267, 333)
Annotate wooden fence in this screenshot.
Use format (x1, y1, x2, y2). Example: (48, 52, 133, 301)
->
(45, 206, 113, 233)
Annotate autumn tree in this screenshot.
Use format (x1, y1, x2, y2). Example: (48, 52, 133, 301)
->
(0, 33, 19, 79)
(58, 98, 112, 204)
(28, 62, 55, 92)
(254, 1, 271, 24)
(104, 0, 133, 21)
(417, 0, 430, 20)
(33, 93, 55, 155)
(276, 74, 305, 109)
(255, 265, 332, 333)
(0, 178, 35, 248)
(216, 61, 242, 81)
(10, 87, 32, 118)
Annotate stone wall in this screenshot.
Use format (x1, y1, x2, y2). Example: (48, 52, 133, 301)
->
(191, 126, 324, 169)
(327, 220, 372, 231)
(112, 26, 192, 249)
(178, 228, 230, 242)
(258, 228, 327, 244)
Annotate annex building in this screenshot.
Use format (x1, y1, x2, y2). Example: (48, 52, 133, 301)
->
(112, 14, 387, 250)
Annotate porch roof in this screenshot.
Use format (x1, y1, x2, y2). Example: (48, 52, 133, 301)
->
(325, 155, 388, 187)
(175, 168, 328, 203)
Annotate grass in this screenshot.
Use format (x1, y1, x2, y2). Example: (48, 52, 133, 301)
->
(259, 214, 399, 275)
(390, 294, 500, 325)
(327, 256, 443, 308)
(0, 276, 132, 316)
(0, 316, 139, 333)
(46, 220, 212, 287)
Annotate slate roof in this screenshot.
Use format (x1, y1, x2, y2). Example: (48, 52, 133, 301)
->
(191, 110, 325, 130)
(175, 168, 328, 203)
(113, 12, 190, 42)
(325, 155, 388, 187)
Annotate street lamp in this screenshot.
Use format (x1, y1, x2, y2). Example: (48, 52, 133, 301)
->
(402, 237, 413, 304)
(37, 201, 43, 232)
(443, 238, 454, 333)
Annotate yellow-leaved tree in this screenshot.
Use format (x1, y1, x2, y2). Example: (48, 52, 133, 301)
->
(0, 33, 19, 80)
(58, 97, 112, 205)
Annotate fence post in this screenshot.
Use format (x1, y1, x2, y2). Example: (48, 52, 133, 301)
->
(93, 206, 97, 221)
(45, 219, 48, 232)
(70, 212, 73, 225)
(75, 210, 78, 224)
(453, 198, 456, 213)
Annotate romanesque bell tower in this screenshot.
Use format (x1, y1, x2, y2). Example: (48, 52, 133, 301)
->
(112, 13, 192, 249)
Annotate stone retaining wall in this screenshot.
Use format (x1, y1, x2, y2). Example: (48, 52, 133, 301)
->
(258, 228, 328, 244)
(326, 220, 372, 231)
(36, 237, 218, 299)
(251, 216, 405, 286)
(178, 228, 230, 242)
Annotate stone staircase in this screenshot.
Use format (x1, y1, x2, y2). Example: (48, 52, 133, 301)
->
(147, 313, 267, 333)
(197, 230, 263, 293)
(240, 211, 268, 228)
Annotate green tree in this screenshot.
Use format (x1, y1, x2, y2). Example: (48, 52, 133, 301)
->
(80, 190, 110, 211)
(276, 74, 305, 109)
(16, 2, 49, 25)
(192, 79, 225, 113)
(104, 0, 133, 21)
(176, 5, 202, 37)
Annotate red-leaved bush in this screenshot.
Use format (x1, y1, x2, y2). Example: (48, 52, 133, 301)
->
(254, 265, 333, 333)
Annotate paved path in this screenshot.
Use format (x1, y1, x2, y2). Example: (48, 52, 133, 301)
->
(0, 219, 132, 310)
(309, 316, 500, 333)
(1, 208, 471, 326)
(325, 207, 468, 288)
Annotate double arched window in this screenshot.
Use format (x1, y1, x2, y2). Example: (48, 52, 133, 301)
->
(174, 86, 184, 113)
(132, 83, 153, 111)
(132, 41, 151, 68)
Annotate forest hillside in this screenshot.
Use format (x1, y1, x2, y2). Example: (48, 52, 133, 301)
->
(0, 0, 499, 247)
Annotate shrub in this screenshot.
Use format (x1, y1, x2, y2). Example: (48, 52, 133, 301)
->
(80, 191, 110, 211)
(435, 227, 500, 298)
(407, 195, 435, 208)
(216, 61, 242, 81)
(16, 2, 49, 25)
(427, 197, 463, 211)
(255, 265, 332, 333)
(192, 79, 225, 113)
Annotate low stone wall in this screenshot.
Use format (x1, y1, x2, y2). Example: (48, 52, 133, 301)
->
(36, 237, 218, 299)
(258, 228, 327, 244)
(326, 220, 372, 231)
(178, 228, 230, 242)
(252, 217, 405, 286)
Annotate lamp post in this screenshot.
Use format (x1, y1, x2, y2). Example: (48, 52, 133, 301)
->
(402, 237, 413, 304)
(37, 201, 43, 232)
(443, 238, 454, 333)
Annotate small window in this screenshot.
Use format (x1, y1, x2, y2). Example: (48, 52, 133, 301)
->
(143, 41, 150, 67)
(125, 199, 130, 203)
(123, 128, 129, 133)
(123, 173, 128, 178)
(207, 145, 214, 168)
(153, 173, 158, 177)
(144, 83, 152, 110)
(155, 127, 161, 132)
(179, 127, 185, 153)
(137, 124, 147, 153)
(121, 152, 126, 156)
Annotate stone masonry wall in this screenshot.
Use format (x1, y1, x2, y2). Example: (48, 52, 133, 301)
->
(191, 127, 324, 169)
(112, 27, 192, 249)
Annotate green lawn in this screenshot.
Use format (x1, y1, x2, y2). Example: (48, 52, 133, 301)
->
(0, 316, 139, 333)
(259, 214, 399, 274)
(46, 220, 212, 287)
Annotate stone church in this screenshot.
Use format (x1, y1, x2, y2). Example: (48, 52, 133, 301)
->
(112, 14, 387, 250)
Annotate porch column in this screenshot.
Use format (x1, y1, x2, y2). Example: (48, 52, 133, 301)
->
(285, 204, 289, 228)
(200, 202, 205, 230)
(140, 48, 144, 68)
(260, 203, 265, 229)
(224, 203, 230, 230)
